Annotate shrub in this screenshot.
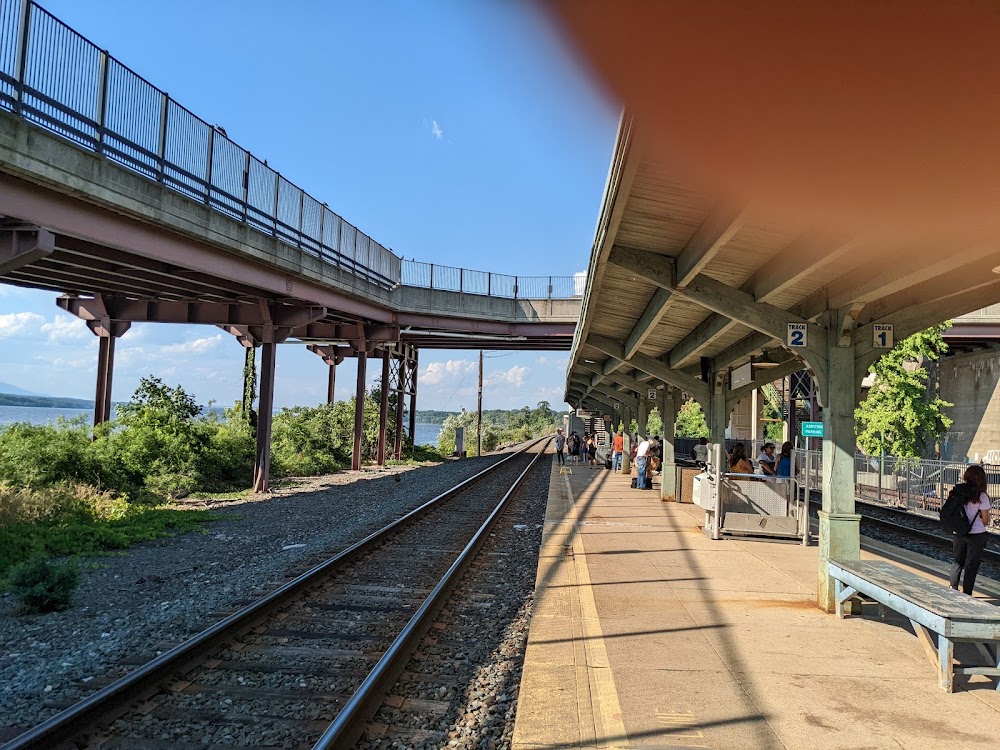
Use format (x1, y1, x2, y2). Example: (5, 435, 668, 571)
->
(0, 418, 110, 489)
(5, 557, 80, 613)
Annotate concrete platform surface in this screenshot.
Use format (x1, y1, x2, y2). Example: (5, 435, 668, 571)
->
(511, 461, 1000, 750)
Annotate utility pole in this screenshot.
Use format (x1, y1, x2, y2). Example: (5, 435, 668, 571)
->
(477, 350, 484, 456)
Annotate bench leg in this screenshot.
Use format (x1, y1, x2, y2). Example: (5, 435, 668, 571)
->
(835, 580, 857, 619)
(938, 634, 955, 693)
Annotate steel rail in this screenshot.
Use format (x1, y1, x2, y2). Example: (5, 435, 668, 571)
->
(313, 438, 552, 749)
(0, 438, 549, 750)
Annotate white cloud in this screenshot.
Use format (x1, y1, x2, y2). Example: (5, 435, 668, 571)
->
(485, 365, 528, 388)
(160, 334, 224, 355)
(573, 270, 587, 296)
(40, 314, 91, 343)
(0, 311, 45, 337)
(535, 356, 550, 365)
(431, 120, 443, 140)
(421, 358, 474, 386)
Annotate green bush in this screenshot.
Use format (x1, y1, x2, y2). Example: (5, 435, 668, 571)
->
(5, 557, 80, 613)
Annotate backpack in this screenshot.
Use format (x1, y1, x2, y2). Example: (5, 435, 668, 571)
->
(940, 482, 979, 535)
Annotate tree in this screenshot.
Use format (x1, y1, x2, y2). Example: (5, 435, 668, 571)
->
(645, 407, 663, 437)
(854, 324, 953, 458)
(674, 399, 709, 438)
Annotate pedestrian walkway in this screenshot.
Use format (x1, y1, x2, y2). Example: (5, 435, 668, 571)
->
(512, 461, 1000, 749)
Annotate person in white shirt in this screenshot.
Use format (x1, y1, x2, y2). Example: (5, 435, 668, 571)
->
(692, 437, 708, 465)
(635, 436, 651, 489)
(757, 443, 776, 476)
(951, 464, 993, 595)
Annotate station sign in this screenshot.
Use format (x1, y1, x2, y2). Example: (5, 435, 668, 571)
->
(647, 388, 657, 400)
(787, 322, 808, 348)
(873, 324, 894, 349)
(731, 361, 753, 389)
(801, 421, 824, 438)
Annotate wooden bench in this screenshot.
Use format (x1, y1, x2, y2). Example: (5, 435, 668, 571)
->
(829, 559, 1000, 692)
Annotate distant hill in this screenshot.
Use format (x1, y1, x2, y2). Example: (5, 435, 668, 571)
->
(0, 381, 45, 397)
(415, 410, 460, 425)
(0, 393, 93, 409)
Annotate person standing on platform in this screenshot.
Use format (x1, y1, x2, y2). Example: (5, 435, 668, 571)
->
(612, 430, 624, 472)
(555, 428, 566, 466)
(692, 437, 709, 466)
(775, 442, 793, 477)
(950, 464, 992, 595)
(635, 435, 651, 490)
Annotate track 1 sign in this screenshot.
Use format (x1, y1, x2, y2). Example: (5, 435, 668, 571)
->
(801, 421, 824, 438)
(873, 324, 894, 349)
(787, 322, 808, 348)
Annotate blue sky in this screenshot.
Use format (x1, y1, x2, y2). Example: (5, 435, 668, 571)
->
(0, 0, 618, 411)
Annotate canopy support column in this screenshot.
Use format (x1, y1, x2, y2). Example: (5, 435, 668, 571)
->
(659, 386, 680, 501)
(815, 321, 862, 613)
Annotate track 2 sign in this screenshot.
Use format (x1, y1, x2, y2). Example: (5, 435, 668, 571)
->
(787, 322, 808, 348)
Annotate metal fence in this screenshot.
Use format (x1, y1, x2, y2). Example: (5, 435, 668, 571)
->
(400, 260, 581, 300)
(0, 0, 402, 287)
(775, 445, 999, 533)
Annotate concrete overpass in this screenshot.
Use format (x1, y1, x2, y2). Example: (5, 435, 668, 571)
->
(0, 1, 580, 490)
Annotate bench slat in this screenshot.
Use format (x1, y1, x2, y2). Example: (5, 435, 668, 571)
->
(830, 560, 999, 621)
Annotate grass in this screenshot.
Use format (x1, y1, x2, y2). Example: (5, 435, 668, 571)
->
(0, 482, 216, 578)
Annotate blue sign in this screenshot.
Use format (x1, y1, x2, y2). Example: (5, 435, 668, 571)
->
(801, 421, 824, 438)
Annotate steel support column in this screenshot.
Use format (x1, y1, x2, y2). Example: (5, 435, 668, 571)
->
(252, 340, 276, 493)
(816, 332, 861, 613)
(352, 351, 368, 471)
(393, 356, 406, 459)
(327, 361, 336, 404)
(89, 319, 130, 428)
(94, 335, 116, 427)
(377, 349, 390, 466)
(408, 349, 419, 448)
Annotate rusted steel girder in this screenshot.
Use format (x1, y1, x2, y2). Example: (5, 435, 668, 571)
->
(409, 349, 419, 450)
(0, 223, 54, 274)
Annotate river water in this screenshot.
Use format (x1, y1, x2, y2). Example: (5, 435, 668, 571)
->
(0, 405, 443, 447)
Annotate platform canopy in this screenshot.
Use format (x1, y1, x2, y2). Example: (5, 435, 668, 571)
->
(565, 114, 1000, 612)
(566, 114, 1000, 415)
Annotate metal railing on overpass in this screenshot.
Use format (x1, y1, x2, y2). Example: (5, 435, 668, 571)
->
(0, 1, 584, 304)
(400, 260, 583, 300)
(0, 0, 399, 288)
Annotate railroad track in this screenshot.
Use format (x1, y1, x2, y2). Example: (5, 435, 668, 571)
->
(807, 494, 1000, 566)
(3, 438, 552, 750)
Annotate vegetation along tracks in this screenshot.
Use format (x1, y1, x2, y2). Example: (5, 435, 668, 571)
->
(2, 438, 552, 750)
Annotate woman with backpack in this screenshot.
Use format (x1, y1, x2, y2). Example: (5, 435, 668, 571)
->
(950, 464, 992, 595)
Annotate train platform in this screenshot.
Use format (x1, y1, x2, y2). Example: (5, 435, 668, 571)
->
(512, 460, 1000, 750)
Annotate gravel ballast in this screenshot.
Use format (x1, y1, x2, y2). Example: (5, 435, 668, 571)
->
(0, 453, 512, 735)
